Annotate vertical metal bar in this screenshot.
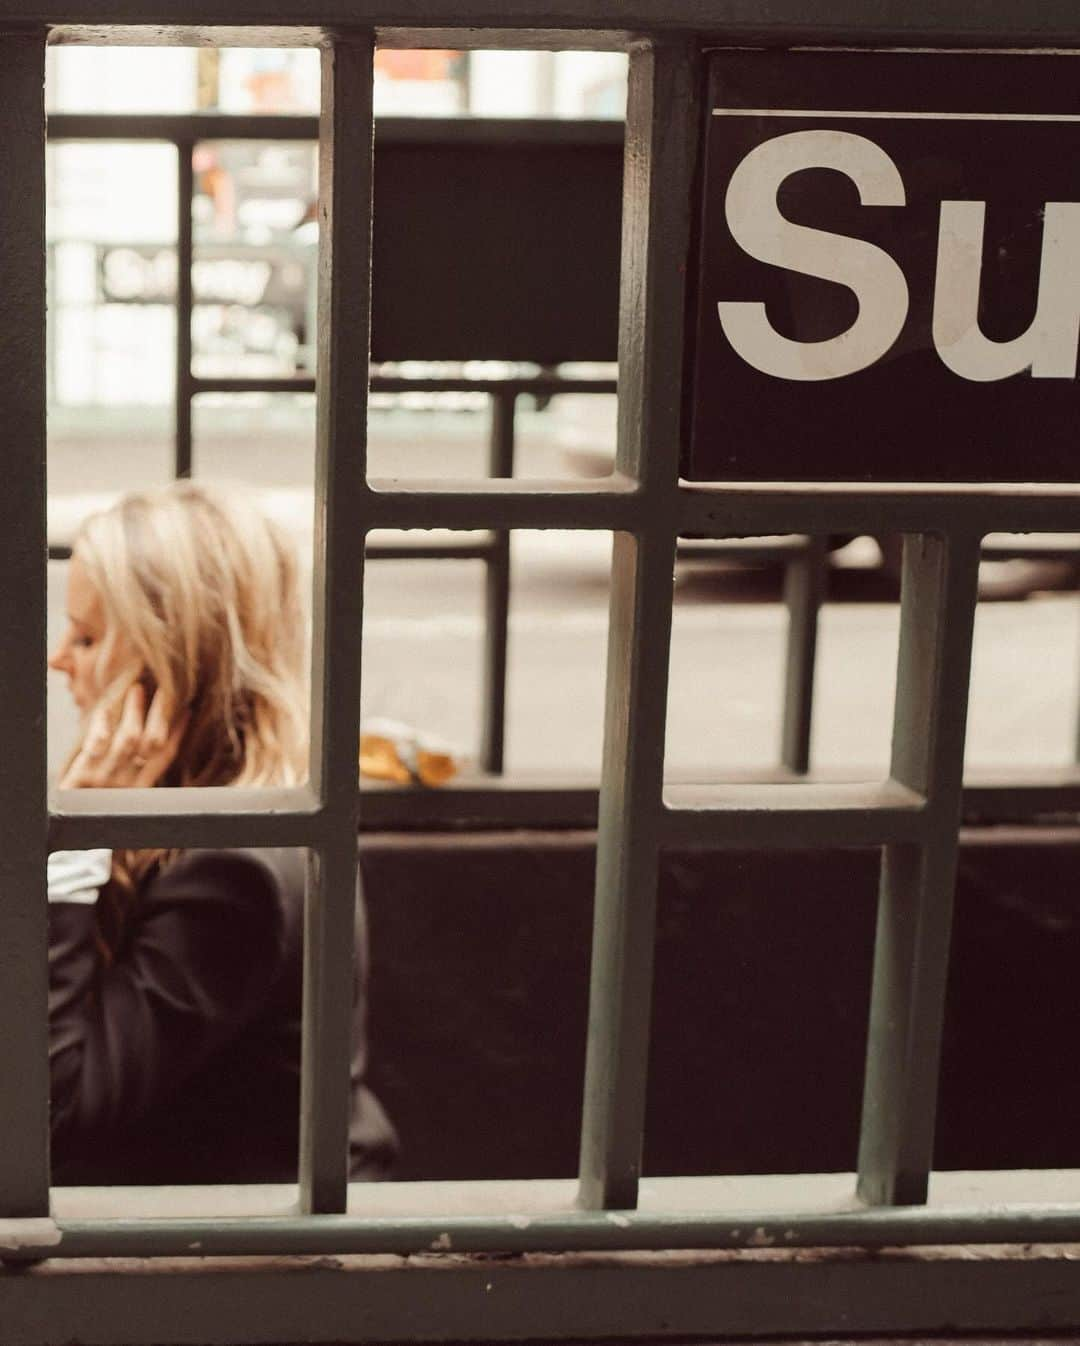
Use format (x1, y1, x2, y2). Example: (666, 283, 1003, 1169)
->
(857, 531, 981, 1207)
(780, 535, 827, 775)
(1073, 614, 1080, 763)
(480, 389, 514, 775)
(300, 30, 374, 1216)
(578, 38, 701, 1212)
(0, 27, 50, 1216)
(175, 138, 194, 480)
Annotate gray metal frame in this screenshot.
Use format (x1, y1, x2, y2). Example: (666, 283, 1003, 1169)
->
(5, 16, 1080, 1344)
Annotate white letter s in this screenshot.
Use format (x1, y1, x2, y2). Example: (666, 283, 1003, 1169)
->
(717, 129, 909, 381)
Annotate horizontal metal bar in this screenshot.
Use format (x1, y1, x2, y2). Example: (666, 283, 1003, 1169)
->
(49, 24, 632, 50)
(962, 766, 1080, 820)
(49, 112, 316, 141)
(371, 375, 616, 395)
(48, 785, 323, 850)
(33, 6, 1080, 46)
(677, 533, 813, 562)
(12, 1195, 1080, 1260)
(191, 375, 615, 397)
(52, 525, 1078, 569)
(45, 772, 1080, 847)
(661, 780, 926, 848)
(47, 1166, 1080, 1220)
(364, 476, 639, 530)
(980, 531, 1080, 559)
(50, 535, 495, 564)
(359, 768, 1080, 831)
(365, 534, 494, 560)
(681, 530, 1077, 562)
(48, 113, 624, 146)
(681, 482, 1080, 538)
(359, 776, 599, 828)
(193, 376, 315, 396)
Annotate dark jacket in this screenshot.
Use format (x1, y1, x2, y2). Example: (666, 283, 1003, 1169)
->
(49, 846, 397, 1185)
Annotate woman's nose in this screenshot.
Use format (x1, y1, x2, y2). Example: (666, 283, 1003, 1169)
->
(48, 642, 71, 673)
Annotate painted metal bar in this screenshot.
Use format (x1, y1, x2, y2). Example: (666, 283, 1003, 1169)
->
(194, 375, 316, 395)
(578, 38, 700, 1212)
(365, 536, 494, 561)
(30, 1, 1080, 46)
(364, 476, 639, 531)
(372, 375, 616, 395)
(300, 29, 375, 1217)
(0, 25, 49, 1220)
(366, 476, 1080, 535)
(45, 768, 1080, 845)
(857, 532, 983, 1207)
(779, 535, 827, 775)
(47, 113, 624, 148)
(1076, 618, 1080, 766)
(10, 1199, 1080, 1260)
(479, 389, 514, 774)
(192, 375, 617, 396)
(358, 777, 600, 829)
(962, 766, 1080, 821)
(357, 769, 1080, 831)
(676, 532, 810, 564)
(40, 1165, 1080, 1222)
(175, 139, 194, 479)
(50, 536, 495, 564)
(49, 785, 323, 851)
(682, 480, 1080, 538)
(661, 780, 926, 848)
(50, 112, 319, 141)
(980, 531, 1080, 560)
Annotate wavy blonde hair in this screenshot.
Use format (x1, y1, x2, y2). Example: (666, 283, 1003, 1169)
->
(71, 481, 308, 950)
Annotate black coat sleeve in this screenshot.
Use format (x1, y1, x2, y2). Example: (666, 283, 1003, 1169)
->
(48, 850, 287, 1148)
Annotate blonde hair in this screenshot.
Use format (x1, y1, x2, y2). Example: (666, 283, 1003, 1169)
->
(72, 481, 309, 948)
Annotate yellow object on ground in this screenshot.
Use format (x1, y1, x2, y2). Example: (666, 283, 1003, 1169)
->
(359, 717, 460, 787)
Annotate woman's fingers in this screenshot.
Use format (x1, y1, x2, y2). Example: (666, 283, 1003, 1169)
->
(97, 681, 147, 784)
(61, 680, 187, 789)
(140, 685, 174, 758)
(132, 708, 191, 788)
(81, 701, 114, 762)
(60, 698, 122, 787)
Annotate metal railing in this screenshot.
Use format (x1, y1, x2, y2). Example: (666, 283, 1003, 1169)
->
(4, 15, 1080, 1345)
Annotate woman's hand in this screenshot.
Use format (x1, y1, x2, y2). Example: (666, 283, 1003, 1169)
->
(60, 681, 189, 789)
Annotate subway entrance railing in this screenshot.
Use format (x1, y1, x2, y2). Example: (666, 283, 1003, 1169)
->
(5, 8, 1080, 1344)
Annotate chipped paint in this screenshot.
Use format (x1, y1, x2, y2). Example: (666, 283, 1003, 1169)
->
(430, 1232, 453, 1251)
(747, 1227, 776, 1247)
(508, 1216, 531, 1230)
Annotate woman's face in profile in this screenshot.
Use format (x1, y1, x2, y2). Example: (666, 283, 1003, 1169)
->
(48, 555, 128, 715)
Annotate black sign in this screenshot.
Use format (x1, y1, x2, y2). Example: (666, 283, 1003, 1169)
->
(686, 51, 1080, 481)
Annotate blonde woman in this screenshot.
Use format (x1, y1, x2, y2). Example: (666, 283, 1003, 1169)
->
(47, 481, 396, 1184)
